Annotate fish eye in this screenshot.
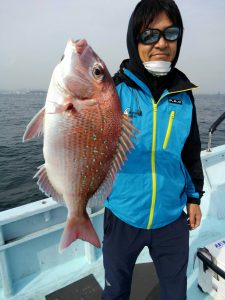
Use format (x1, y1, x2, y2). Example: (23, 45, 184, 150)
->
(92, 64, 104, 81)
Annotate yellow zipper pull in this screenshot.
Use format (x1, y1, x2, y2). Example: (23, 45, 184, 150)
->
(171, 110, 175, 120)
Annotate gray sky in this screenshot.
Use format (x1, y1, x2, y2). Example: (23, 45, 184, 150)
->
(1, 0, 225, 94)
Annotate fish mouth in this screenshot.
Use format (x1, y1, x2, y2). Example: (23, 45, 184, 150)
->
(61, 39, 96, 99)
(69, 39, 88, 55)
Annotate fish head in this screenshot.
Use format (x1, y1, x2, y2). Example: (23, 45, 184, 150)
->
(57, 39, 113, 101)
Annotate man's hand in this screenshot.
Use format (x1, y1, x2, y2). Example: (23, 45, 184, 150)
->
(186, 203, 202, 230)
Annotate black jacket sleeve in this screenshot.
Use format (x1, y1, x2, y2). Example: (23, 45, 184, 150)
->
(181, 91, 204, 205)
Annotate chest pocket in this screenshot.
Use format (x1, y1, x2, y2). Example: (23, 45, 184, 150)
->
(163, 110, 175, 150)
(161, 94, 193, 152)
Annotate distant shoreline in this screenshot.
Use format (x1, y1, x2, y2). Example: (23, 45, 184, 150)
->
(0, 90, 224, 97)
(0, 90, 47, 95)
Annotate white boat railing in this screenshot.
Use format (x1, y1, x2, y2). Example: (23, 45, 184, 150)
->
(207, 111, 225, 152)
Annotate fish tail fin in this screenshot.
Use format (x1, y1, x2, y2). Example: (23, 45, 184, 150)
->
(58, 215, 101, 253)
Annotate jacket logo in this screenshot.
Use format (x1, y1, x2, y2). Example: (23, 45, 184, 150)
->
(168, 98, 182, 105)
(124, 108, 142, 117)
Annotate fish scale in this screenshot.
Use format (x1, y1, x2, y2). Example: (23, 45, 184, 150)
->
(79, 114, 116, 197)
(23, 39, 138, 252)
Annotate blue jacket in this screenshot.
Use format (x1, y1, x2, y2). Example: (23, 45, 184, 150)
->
(105, 67, 204, 229)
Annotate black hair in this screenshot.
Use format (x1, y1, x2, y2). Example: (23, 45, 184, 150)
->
(132, 0, 183, 38)
(127, 0, 184, 68)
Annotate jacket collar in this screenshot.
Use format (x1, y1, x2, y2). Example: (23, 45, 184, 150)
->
(114, 60, 198, 97)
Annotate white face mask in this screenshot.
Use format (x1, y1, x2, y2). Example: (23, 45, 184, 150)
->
(143, 61, 171, 77)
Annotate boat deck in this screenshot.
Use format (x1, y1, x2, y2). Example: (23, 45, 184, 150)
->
(0, 144, 225, 299)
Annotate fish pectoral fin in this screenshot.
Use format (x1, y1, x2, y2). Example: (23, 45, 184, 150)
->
(23, 106, 45, 142)
(45, 99, 71, 114)
(59, 215, 101, 253)
(72, 99, 97, 112)
(34, 164, 64, 204)
(46, 98, 97, 114)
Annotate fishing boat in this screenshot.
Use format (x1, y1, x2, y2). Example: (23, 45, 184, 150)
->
(0, 112, 225, 300)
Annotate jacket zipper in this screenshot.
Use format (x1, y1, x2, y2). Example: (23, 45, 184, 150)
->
(147, 101, 157, 229)
(163, 111, 175, 150)
(147, 87, 197, 230)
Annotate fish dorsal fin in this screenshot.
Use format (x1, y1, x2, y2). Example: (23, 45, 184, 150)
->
(23, 106, 45, 141)
(111, 114, 139, 172)
(88, 114, 139, 208)
(34, 164, 64, 204)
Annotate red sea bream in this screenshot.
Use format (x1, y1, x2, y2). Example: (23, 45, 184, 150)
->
(23, 39, 138, 252)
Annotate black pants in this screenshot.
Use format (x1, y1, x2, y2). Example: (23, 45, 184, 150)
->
(102, 208, 189, 300)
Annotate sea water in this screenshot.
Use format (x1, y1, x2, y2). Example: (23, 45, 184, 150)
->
(0, 92, 224, 211)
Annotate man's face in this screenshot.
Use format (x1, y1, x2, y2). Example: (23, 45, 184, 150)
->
(137, 11, 177, 63)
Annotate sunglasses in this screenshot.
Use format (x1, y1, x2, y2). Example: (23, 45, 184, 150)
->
(138, 26, 180, 45)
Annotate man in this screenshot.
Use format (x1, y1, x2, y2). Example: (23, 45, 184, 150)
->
(102, 0, 204, 299)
